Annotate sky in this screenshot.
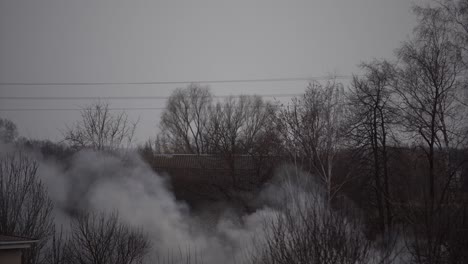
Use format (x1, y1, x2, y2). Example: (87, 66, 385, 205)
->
(0, 0, 423, 143)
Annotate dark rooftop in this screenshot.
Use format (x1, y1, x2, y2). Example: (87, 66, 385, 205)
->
(0, 234, 38, 244)
(151, 154, 260, 170)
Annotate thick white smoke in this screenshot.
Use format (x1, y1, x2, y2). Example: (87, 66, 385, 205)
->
(1, 143, 407, 264)
(34, 150, 278, 264)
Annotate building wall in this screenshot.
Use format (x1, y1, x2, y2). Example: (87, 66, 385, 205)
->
(0, 249, 22, 264)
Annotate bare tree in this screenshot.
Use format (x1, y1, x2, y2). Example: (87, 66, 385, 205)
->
(66, 211, 150, 264)
(0, 151, 54, 264)
(207, 95, 277, 157)
(0, 117, 18, 143)
(64, 101, 137, 151)
(205, 95, 278, 204)
(395, 4, 468, 263)
(437, 0, 468, 65)
(347, 60, 398, 236)
(275, 79, 348, 205)
(43, 226, 68, 264)
(250, 169, 372, 264)
(437, 0, 468, 110)
(158, 86, 280, 208)
(153, 134, 171, 154)
(396, 4, 466, 206)
(160, 84, 213, 154)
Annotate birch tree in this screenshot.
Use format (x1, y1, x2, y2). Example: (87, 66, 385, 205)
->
(348, 60, 398, 236)
(276, 79, 347, 204)
(396, 4, 468, 263)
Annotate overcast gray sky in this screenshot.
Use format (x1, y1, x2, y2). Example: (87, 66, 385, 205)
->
(0, 0, 423, 143)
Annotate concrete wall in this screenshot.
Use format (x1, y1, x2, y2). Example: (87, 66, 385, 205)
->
(0, 249, 22, 264)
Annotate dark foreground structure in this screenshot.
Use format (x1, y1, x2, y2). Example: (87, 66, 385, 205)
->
(0, 235, 37, 264)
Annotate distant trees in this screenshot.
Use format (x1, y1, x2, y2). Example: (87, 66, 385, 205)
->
(20, 139, 75, 162)
(160, 84, 213, 154)
(0, 117, 18, 143)
(207, 95, 278, 164)
(64, 101, 137, 151)
(206, 95, 279, 204)
(159, 84, 279, 157)
(157, 85, 281, 207)
(0, 151, 54, 264)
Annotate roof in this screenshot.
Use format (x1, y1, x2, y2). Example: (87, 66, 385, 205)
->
(149, 154, 281, 204)
(152, 154, 259, 170)
(0, 235, 38, 250)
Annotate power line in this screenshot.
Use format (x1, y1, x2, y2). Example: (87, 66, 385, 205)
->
(0, 75, 354, 86)
(0, 93, 302, 101)
(0, 104, 292, 112)
(0, 75, 353, 111)
(0, 107, 166, 112)
(0, 101, 302, 112)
